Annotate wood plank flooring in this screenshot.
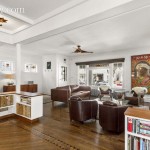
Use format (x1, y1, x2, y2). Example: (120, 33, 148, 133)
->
(0, 98, 125, 150)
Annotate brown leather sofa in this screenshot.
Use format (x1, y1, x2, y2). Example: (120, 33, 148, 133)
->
(99, 101, 128, 133)
(51, 85, 91, 104)
(69, 96, 98, 123)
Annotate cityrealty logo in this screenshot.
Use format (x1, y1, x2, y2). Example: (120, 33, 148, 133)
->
(0, 7, 25, 14)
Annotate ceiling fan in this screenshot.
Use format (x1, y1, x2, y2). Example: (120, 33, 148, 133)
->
(73, 45, 93, 53)
(0, 18, 7, 26)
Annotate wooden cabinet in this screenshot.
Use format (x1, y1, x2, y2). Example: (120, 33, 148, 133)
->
(21, 84, 37, 93)
(3, 84, 38, 93)
(3, 85, 16, 92)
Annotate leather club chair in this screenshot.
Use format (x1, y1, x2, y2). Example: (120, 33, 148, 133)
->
(69, 96, 98, 123)
(99, 101, 128, 133)
(125, 87, 147, 105)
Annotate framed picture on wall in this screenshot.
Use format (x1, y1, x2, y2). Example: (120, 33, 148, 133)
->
(131, 54, 150, 93)
(47, 62, 51, 69)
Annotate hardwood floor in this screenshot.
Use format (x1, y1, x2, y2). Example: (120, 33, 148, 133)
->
(0, 98, 125, 150)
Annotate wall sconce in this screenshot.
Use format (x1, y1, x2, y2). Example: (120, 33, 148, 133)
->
(64, 59, 66, 63)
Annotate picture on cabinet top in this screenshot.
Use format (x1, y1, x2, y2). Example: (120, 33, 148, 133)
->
(131, 54, 150, 94)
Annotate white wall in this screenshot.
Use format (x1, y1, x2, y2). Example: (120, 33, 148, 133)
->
(42, 54, 69, 94)
(21, 53, 43, 93)
(0, 47, 43, 93)
(69, 48, 150, 91)
(0, 49, 16, 92)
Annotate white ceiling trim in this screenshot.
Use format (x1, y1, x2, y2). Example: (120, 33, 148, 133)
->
(13, 0, 135, 44)
(0, 5, 34, 24)
(34, 0, 87, 24)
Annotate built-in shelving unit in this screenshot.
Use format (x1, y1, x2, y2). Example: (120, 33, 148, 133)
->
(15, 93, 43, 120)
(0, 94, 15, 117)
(125, 107, 150, 150)
(0, 92, 43, 121)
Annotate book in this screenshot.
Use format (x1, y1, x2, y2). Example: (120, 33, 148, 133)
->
(128, 118, 133, 132)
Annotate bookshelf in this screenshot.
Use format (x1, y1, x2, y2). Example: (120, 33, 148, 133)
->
(15, 93, 43, 120)
(125, 107, 150, 150)
(0, 94, 15, 117)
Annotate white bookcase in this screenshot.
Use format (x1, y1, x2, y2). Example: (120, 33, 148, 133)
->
(14, 93, 43, 120)
(0, 94, 15, 117)
(125, 107, 150, 150)
(0, 92, 43, 121)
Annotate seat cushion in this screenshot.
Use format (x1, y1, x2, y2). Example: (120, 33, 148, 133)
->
(103, 101, 117, 106)
(72, 91, 90, 98)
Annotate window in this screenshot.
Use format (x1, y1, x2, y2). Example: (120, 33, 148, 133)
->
(78, 62, 124, 88)
(112, 62, 123, 88)
(78, 65, 86, 85)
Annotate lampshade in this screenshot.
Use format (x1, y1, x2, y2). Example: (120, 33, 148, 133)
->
(4, 74, 14, 79)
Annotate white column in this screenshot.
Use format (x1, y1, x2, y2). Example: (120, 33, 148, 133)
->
(16, 43, 21, 92)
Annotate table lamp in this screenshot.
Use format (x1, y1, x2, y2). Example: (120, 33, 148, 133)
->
(4, 74, 14, 85)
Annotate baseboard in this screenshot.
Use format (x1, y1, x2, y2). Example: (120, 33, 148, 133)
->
(14, 115, 39, 123)
(0, 113, 15, 120)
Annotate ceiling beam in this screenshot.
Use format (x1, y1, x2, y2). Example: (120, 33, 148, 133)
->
(0, 5, 34, 25)
(12, 0, 134, 44)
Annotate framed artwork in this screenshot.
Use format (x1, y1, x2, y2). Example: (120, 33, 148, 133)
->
(25, 64, 37, 72)
(0, 61, 14, 72)
(131, 54, 150, 93)
(47, 62, 51, 69)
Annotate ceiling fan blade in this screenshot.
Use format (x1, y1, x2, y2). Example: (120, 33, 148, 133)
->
(73, 45, 93, 53)
(80, 49, 93, 53)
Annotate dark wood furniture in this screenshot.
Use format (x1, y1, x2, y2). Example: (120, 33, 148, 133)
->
(51, 85, 91, 104)
(3, 84, 37, 93)
(99, 103, 128, 133)
(69, 96, 98, 123)
(3, 85, 16, 92)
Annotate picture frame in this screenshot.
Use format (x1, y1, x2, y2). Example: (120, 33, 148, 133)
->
(131, 54, 150, 93)
(47, 62, 51, 69)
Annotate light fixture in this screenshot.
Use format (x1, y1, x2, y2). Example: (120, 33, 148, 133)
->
(0, 17, 7, 26)
(4, 74, 14, 85)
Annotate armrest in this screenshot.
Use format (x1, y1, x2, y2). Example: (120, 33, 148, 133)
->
(51, 88, 70, 102)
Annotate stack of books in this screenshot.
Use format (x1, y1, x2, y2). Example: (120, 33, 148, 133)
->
(128, 118, 150, 136)
(127, 117, 150, 150)
(128, 135, 150, 150)
(21, 96, 31, 105)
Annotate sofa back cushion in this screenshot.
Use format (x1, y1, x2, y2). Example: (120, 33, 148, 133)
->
(70, 85, 79, 93)
(56, 85, 70, 90)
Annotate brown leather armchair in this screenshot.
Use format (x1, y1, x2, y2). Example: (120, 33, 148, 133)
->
(69, 96, 98, 123)
(99, 102, 128, 133)
(125, 87, 147, 106)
